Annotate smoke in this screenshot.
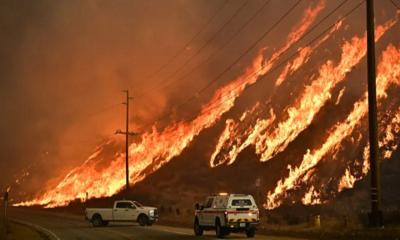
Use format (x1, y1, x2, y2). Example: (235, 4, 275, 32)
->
(0, 0, 240, 199)
(3, 0, 399, 209)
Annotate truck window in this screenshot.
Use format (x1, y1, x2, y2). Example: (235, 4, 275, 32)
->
(116, 202, 135, 209)
(204, 197, 214, 208)
(231, 199, 252, 206)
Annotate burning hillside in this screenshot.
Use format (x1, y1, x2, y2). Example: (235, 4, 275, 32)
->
(13, 1, 400, 212)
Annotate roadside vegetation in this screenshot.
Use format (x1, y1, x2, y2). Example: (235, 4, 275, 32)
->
(0, 212, 46, 240)
(24, 187, 400, 240)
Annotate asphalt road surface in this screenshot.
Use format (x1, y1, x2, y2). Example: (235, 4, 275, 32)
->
(9, 207, 305, 240)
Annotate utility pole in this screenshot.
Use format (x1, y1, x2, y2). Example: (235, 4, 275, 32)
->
(366, 0, 383, 227)
(3, 191, 8, 228)
(115, 90, 137, 197)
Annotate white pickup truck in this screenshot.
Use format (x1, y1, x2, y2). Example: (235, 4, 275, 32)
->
(85, 200, 158, 227)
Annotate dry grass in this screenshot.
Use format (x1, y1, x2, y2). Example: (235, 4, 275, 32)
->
(153, 207, 400, 240)
(0, 209, 46, 240)
(1, 211, 8, 239)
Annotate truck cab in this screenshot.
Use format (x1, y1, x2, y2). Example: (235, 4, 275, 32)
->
(193, 193, 259, 238)
(113, 201, 141, 221)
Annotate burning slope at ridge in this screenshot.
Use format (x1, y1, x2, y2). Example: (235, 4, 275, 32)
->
(210, 20, 343, 167)
(336, 105, 400, 193)
(16, 1, 326, 208)
(210, 16, 397, 167)
(266, 44, 400, 209)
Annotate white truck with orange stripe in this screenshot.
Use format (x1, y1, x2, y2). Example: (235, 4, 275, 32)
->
(193, 193, 259, 238)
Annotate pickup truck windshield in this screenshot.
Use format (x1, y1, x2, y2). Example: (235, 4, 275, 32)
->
(231, 199, 252, 206)
(133, 201, 143, 207)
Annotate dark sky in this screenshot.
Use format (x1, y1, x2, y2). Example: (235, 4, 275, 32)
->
(1, 0, 396, 201)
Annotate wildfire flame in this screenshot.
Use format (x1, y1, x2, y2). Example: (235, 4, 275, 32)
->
(16, 1, 326, 208)
(337, 105, 400, 193)
(301, 186, 322, 205)
(210, 17, 396, 168)
(266, 44, 400, 209)
(15, 4, 400, 210)
(210, 21, 342, 167)
(338, 168, 357, 192)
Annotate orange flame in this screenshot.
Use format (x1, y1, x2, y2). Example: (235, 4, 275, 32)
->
(334, 104, 400, 194)
(275, 21, 342, 87)
(257, 19, 396, 163)
(266, 44, 400, 209)
(16, 2, 326, 208)
(335, 87, 346, 105)
(349, 105, 400, 190)
(211, 18, 396, 168)
(301, 185, 322, 205)
(210, 20, 342, 167)
(262, 0, 326, 74)
(337, 168, 357, 192)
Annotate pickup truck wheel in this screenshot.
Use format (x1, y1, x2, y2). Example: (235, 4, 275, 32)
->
(215, 219, 226, 238)
(193, 218, 203, 236)
(245, 227, 256, 238)
(138, 214, 149, 226)
(91, 214, 103, 227)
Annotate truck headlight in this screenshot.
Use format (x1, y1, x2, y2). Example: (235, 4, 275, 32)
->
(149, 210, 155, 216)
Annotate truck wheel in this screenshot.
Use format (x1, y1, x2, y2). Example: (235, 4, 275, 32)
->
(138, 214, 149, 226)
(245, 227, 256, 238)
(193, 218, 203, 236)
(91, 214, 103, 227)
(215, 219, 226, 238)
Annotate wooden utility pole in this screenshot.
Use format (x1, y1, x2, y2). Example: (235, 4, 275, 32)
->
(366, 0, 383, 227)
(3, 191, 8, 227)
(116, 90, 137, 197)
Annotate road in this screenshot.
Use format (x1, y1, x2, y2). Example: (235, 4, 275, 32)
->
(9, 207, 305, 240)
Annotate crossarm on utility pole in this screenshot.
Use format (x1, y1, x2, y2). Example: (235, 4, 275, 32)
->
(114, 90, 138, 198)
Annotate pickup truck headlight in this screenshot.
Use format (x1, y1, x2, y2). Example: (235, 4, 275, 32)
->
(149, 209, 155, 216)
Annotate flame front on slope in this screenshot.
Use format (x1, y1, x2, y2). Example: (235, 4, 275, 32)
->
(266, 44, 400, 209)
(16, 2, 326, 208)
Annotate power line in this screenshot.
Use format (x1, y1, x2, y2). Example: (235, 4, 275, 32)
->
(62, 102, 121, 127)
(192, 0, 352, 101)
(138, 0, 229, 85)
(144, 0, 302, 125)
(153, 0, 272, 95)
(196, 0, 303, 96)
(83, 103, 121, 119)
(197, 0, 350, 97)
(173, 0, 303, 109)
(148, 0, 364, 127)
(179, 0, 352, 109)
(195, 0, 364, 116)
(137, 0, 250, 97)
(389, 0, 400, 10)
